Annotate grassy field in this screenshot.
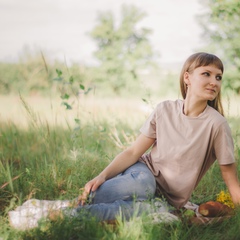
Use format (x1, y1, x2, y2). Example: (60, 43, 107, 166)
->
(0, 95, 240, 239)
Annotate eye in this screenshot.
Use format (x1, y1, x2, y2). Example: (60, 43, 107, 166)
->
(203, 72, 210, 76)
(216, 75, 222, 81)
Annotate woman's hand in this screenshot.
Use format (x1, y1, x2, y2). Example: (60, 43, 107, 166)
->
(77, 175, 106, 206)
(220, 163, 240, 206)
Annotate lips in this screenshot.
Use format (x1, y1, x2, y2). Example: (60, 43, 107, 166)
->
(206, 88, 216, 93)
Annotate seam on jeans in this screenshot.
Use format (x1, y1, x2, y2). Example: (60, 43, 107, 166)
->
(131, 171, 146, 179)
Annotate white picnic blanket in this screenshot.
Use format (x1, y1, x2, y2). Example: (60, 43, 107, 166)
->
(8, 199, 71, 230)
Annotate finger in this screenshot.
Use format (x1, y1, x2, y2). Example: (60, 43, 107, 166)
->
(78, 197, 86, 206)
(91, 182, 100, 192)
(85, 184, 92, 194)
(78, 191, 88, 205)
(91, 177, 105, 192)
(78, 184, 92, 205)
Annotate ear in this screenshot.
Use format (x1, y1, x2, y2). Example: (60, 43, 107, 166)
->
(184, 72, 191, 86)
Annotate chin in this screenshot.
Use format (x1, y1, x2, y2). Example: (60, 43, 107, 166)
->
(207, 97, 216, 102)
(206, 94, 217, 101)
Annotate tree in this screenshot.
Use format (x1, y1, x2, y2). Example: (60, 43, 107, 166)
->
(199, 0, 240, 94)
(90, 5, 157, 94)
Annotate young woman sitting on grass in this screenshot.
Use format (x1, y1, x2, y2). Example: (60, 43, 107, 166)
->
(9, 52, 240, 229)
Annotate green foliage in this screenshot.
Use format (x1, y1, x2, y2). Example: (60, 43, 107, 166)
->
(90, 4, 158, 94)
(0, 63, 21, 94)
(0, 50, 56, 95)
(0, 121, 121, 208)
(54, 68, 92, 112)
(198, 0, 240, 94)
(0, 50, 94, 96)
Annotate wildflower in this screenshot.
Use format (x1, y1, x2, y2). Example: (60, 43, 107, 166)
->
(216, 190, 234, 208)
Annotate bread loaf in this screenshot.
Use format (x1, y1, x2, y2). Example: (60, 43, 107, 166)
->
(198, 201, 233, 217)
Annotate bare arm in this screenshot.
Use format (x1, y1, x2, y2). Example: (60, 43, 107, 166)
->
(98, 134, 155, 180)
(78, 133, 155, 204)
(220, 163, 240, 206)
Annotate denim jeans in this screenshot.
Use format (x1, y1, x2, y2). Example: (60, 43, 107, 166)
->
(67, 162, 170, 221)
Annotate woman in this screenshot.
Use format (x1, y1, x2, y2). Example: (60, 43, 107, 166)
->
(75, 52, 240, 220)
(9, 52, 240, 229)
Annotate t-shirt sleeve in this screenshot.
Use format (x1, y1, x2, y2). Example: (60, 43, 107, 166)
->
(214, 121, 235, 165)
(140, 107, 157, 138)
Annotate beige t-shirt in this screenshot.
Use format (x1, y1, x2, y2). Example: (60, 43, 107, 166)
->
(139, 99, 235, 209)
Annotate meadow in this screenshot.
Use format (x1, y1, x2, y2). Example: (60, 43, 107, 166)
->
(0, 94, 240, 240)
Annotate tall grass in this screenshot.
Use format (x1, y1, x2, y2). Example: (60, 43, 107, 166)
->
(0, 96, 240, 239)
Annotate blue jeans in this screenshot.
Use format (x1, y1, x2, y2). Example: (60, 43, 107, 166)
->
(66, 162, 169, 221)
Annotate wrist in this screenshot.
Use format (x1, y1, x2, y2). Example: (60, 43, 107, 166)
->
(229, 186, 240, 205)
(98, 172, 107, 181)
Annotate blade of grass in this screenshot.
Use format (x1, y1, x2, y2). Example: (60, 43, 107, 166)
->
(1, 174, 22, 190)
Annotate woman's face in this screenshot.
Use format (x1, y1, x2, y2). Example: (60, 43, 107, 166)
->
(184, 65, 222, 102)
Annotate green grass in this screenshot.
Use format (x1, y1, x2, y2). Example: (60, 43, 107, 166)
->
(0, 97, 240, 239)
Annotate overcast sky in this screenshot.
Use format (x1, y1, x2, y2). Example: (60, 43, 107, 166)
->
(0, 0, 205, 65)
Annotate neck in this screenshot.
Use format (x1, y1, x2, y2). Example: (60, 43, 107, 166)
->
(183, 97, 208, 117)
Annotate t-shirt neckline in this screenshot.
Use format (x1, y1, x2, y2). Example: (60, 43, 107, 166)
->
(180, 100, 209, 119)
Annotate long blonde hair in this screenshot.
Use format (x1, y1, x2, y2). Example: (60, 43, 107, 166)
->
(180, 52, 224, 116)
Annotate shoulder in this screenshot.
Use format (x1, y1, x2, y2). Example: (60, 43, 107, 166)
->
(205, 107, 233, 140)
(156, 99, 182, 110)
(206, 106, 228, 127)
(154, 99, 182, 117)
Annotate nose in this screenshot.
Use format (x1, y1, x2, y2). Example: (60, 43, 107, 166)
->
(209, 77, 218, 87)
(209, 82, 216, 87)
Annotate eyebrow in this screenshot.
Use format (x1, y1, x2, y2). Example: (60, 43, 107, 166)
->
(203, 68, 222, 75)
